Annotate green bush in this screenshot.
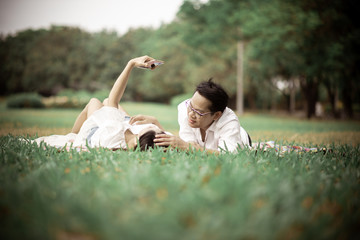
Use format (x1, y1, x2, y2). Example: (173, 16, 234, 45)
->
(46, 89, 109, 109)
(57, 89, 92, 101)
(92, 89, 109, 102)
(6, 93, 45, 109)
(170, 93, 193, 106)
(57, 89, 109, 101)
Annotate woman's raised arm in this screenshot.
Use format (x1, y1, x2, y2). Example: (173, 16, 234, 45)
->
(107, 56, 155, 108)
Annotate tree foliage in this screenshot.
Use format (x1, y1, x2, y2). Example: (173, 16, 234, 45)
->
(178, 0, 360, 118)
(1, 0, 359, 117)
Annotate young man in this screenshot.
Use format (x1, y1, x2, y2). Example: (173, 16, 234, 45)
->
(131, 79, 251, 154)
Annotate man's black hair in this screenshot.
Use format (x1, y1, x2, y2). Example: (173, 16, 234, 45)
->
(195, 78, 229, 113)
(137, 130, 168, 151)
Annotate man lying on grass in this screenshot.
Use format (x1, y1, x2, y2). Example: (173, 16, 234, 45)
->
(35, 56, 170, 151)
(131, 79, 252, 154)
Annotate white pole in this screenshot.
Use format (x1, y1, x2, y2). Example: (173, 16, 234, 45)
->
(237, 41, 244, 115)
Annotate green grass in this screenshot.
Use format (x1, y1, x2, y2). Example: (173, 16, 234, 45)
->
(1, 101, 360, 143)
(241, 113, 360, 133)
(1, 102, 360, 239)
(0, 102, 179, 133)
(1, 136, 359, 239)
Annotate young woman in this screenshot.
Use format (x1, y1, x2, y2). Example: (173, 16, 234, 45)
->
(36, 56, 168, 151)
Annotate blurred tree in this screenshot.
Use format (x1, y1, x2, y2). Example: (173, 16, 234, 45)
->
(135, 23, 190, 102)
(299, 0, 360, 118)
(117, 27, 157, 101)
(22, 26, 89, 95)
(242, 0, 322, 117)
(1, 0, 358, 117)
(82, 30, 127, 92)
(179, 0, 360, 118)
(245, 0, 360, 118)
(0, 29, 47, 95)
(178, 0, 243, 112)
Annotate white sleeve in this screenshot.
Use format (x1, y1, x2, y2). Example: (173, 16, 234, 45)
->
(240, 127, 250, 147)
(217, 120, 243, 152)
(218, 123, 251, 152)
(178, 100, 197, 143)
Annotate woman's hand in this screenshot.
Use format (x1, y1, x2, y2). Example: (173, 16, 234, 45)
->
(129, 56, 155, 69)
(129, 114, 156, 125)
(129, 115, 164, 131)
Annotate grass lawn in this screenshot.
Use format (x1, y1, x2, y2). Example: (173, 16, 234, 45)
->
(1, 101, 360, 145)
(1, 102, 360, 239)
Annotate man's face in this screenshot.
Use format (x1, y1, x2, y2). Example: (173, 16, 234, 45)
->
(187, 91, 221, 130)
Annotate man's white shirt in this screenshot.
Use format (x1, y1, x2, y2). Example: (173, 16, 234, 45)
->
(178, 100, 250, 152)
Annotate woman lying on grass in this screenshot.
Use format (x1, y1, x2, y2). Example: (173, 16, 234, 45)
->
(35, 56, 169, 151)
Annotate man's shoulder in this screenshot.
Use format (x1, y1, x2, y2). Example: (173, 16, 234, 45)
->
(178, 99, 189, 126)
(177, 99, 188, 110)
(223, 107, 240, 121)
(216, 107, 240, 129)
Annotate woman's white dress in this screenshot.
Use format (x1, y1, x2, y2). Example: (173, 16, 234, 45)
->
(34, 106, 161, 150)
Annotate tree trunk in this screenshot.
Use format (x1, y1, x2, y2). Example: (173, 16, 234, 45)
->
(324, 80, 340, 118)
(300, 77, 319, 119)
(236, 41, 244, 115)
(247, 86, 257, 110)
(342, 86, 354, 118)
(289, 78, 296, 114)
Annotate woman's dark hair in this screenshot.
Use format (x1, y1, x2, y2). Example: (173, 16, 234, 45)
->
(136, 130, 168, 151)
(195, 78, 229, 113)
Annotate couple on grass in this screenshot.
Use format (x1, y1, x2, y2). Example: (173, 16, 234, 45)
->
(36, 56, 251, 154)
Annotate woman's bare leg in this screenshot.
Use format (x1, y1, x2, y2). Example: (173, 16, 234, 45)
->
(86, 98, 103, 117)
(71, 98, 103, 133)
(102, 98, 130, 116)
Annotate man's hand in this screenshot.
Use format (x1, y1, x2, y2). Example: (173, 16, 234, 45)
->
(129, 56, 155, 69)
(154, 134, 188, 149)
(155, 134, 220, 154)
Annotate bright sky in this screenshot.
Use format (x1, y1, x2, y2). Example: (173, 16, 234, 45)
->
(0, 0, 185, 36)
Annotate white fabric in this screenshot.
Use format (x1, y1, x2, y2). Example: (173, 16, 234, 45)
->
(178, 100, 250, 152)
(73, 106, 129, 149)
(34, 133, 77, 146)
(34, 107, 173, 150)
(73, 106, 171, 149)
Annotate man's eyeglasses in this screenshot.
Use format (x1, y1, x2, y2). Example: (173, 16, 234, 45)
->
(185, 100, 212, 118)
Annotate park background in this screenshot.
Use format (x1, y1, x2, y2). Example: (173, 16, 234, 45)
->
(1, 0, 359, 118)
(1, 0, 360, 239)
(1, 0, 360, 144)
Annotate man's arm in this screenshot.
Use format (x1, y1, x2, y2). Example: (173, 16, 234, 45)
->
(154, 134, 219, 155)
